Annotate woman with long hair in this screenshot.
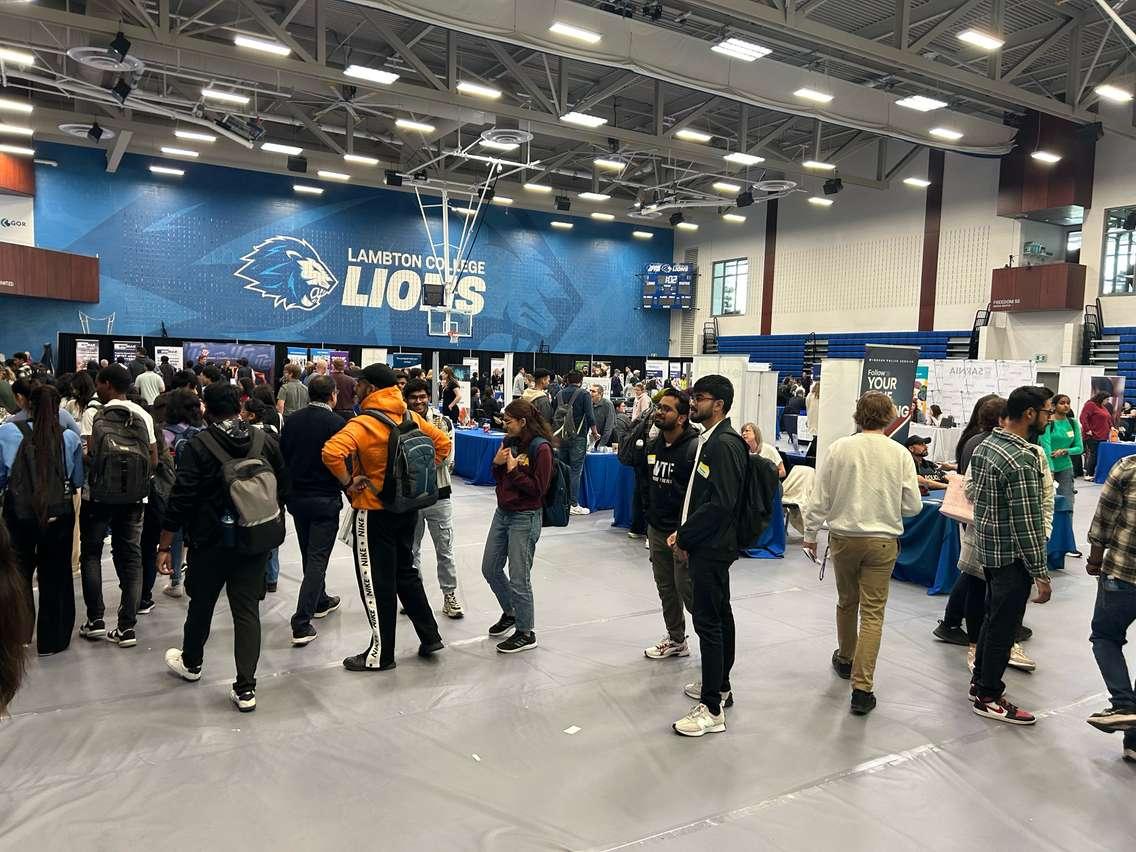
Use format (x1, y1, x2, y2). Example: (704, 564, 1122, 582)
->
(1040, 393, 1083, 508)
(481, 399, 555, 654)
(0, 518, 31, 716)
(1081, 390, 1112, 481)
(70, 370, 96, 417)
(0, 384, 84, 655)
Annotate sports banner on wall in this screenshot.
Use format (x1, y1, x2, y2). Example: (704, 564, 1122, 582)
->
(183, 341, 275, 383)
(75, 338, 100, 370)
(860, 345, 919, 443)
(154, 345, 183, 370)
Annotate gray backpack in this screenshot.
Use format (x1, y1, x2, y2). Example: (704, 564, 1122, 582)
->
(198, 428, 285, 554)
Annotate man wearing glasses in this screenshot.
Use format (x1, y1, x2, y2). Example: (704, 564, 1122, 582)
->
(966, 386, 1054, 726)
(668, 375, 748, 737)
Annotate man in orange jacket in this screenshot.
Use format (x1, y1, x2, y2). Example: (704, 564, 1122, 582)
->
(322, 363, 452, 671)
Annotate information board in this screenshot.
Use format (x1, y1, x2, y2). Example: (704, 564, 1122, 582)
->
(922, 359, 1039, 425)
(642, 263, 694, 310)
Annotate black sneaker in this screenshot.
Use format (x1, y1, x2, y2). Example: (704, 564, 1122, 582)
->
(342, 652, 396, 672)
(314, 595, 341, 619)
(106, 628, 136, 648)
(1087, 706, 1136, 732)
(1015, 624, 1033, 643)
(850, 689, 876, 716)
(418, 640, 444, 658)
(266, 582, 278, 594)
(933, 620, 969, 646)
(488, 613, 516, 637)
(831, 649, 851, 680)
(137, 599, 156, 615)
(230, 689, 256, 712)
(291, 624, 317, 646)
(497, 631, 537, 654)
(79, 619, 106, 640)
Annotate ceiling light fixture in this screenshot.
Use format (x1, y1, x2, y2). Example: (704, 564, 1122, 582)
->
(674, 128, 713, 143)
(0, 143, 34, 157)
(493, 196, 515, 205)
(344, 153, 380, 166)
(262, 141, 304, 155)
(593, 157, 625, 171)
(722, 213, 746, 223)
(160, 146, 199, 158)
(0, 48, 36, 67)
(957, 29, 1005, 51)
(561, 111, 608, 128)
(456, 80, 502, 99)
(676, 221, 699, 231)
(0, 123, 32, 137)
(711, 37, 771, 62)
(317, 170, 350, 181)
(713, 181, 742, 193)
(0, 96, 33, 114)
(903, 177, 932, 188)
(344, 65, 400, 85)
(233, 35, 291, 56)
(591, 211, 615, 221)
(1095, 83, 1134, 103)
(293, 184, 324, 195)
(202, 87, 250, 105)
(929, 127, 964, 141)
(632, 230, 653, 239)
(451, 206, 478, 216)
(808, 196, 834, 207)
(175, 129, 216, 143)
(794, 87, 833, 104)
(395, 118, 436, 133)
(480, 139, 518, 151)
(551, 220, 574, 229)
(149, 165, 184, 177)
(896, 94, 948, 112)
(578, 191, 611, 202)
(549, 22, 602, 44)
(1031, 150, 1062, 164)
(723, 151, 764, 166)
(802, 160, 835, 170)
(524, 182, 552, 193)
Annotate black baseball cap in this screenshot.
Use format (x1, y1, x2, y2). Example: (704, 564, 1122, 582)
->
(905, 435, 930, 447)
(360, 363, 398, 389)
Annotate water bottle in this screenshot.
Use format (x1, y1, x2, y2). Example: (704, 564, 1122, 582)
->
(220, 508, 237, 548)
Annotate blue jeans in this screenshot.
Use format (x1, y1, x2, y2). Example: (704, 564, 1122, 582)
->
(1090, 574, 1136, 747)
(480, 508, 541, 632)
(562, 435, 588, 505)
(266, 548, 280, 584)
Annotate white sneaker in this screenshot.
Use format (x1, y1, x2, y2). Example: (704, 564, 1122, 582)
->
(683, 681, 734, 707)
(627, 531, 644, 540)
(644, 637, 689, 659)
(644, 538, 650, 550)
(967, 644, 976, 673)
(1008, 642, 1037, 671)
(164, 648, 201, 682)
(442, 591, 464, 619)
(1084, 475, 1096, 482)
(162, 583, 183, 598)
(569, 504, 591, 516)
(673, 703, 726, 737)
(1124, 746, 1136, 762)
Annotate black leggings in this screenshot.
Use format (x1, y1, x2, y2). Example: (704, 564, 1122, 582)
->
(944, 572, 987, 643)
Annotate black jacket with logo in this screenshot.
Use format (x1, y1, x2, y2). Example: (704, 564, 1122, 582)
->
(676, 418, 747, 560)
(643, 422, 700, 532)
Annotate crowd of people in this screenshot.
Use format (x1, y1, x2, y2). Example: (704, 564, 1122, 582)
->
(1, 349, 1134, 761)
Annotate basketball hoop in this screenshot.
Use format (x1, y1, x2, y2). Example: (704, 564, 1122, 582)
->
(448, 331, 460, 346)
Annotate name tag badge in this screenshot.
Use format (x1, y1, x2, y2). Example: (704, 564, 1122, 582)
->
(647, 454, 656, 465)
(697, 462, 710, 479)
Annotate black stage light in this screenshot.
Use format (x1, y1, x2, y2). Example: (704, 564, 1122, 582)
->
(112, 78, 132, 104)
(87, 122, 105, 142)
(644, 2, 663, 21)
(481, 186, 495, 202)
(735, 190, 754, 208)
(287, 155, 308, 173)
(412, 170, 428, 183)
(384, 169, 403, 187)
(555, 194, 571, 211)
(109, 31, 132, 62)
(669, 211, 684, 226)
(823, 177, 843, 195)
(422, 282, 446, 306)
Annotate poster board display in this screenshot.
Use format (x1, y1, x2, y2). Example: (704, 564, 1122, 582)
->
(645, 359, 668, 382)
(922, 359, 1039, 426)
(183, 341, 275, 384)
(286, 347, 309, 365)
(860, 345, 919, 443)
(112, 338, 142, 364)
(389, 353, 422, 371)
(669, 361, 683, 379)
(154, 345, 183, 371)
(75, 338, 100, 371)
(361, 347, 387, 368)
(311, 348, 349, 365)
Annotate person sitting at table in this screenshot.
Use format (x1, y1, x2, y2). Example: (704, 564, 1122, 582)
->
(905, 435, 954, 491)
(928, 404, 944, 427)
(480, 392, 503, 430)
(741, 422, 785, 479)
(803, 391, 922, 716)
(590, 384, 615, 448)
(1119, 402, 1136, 440)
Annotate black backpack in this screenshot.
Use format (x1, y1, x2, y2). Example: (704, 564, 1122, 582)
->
(7, 422, 73, 523)
(731, 434, 779, 547)
(617, 412, 654, 468)
(88, 404, 153, 504)
(198, 428, 285, 554)
(361, 410, 439, 513)
(553, 387, 584, 437)
(148, 452, 176, 521)
(527, 436, 571, 527)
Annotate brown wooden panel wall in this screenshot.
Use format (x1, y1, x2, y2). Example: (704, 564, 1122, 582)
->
(918, 149, 946, 331)
(998, 111, 1095, 217)
(990, 263, 1085, 312)
(0, 242, 99, 302)
(760, 198, 778, 335)
(0, 153, 35, 196)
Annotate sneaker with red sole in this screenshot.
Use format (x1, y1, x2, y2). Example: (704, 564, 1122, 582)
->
(973, 695, 1036, 725)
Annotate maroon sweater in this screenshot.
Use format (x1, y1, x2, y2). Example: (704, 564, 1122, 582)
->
(493, 438, 553, 511)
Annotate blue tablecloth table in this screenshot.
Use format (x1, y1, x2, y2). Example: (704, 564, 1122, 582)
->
(893, 497, 960, 595)
(453, 429, 505, 486)
(1094, 441, 1136, 483)
(612, 463, 637, 528)
(579, 451, 623, 512)
(742, 488, 786, 559)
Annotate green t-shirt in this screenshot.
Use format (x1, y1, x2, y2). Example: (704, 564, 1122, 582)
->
(1039, 416, 1083, 473)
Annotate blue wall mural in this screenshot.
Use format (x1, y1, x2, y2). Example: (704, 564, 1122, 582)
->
(2, 142, 673, 358)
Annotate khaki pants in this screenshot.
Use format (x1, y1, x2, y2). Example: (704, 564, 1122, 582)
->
(647, 525, 693, 643)
(831, 534, 898, 693)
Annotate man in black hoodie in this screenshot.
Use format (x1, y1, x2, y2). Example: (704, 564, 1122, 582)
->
(642, 388, 700, 661)
(669, 374, 747, 738)
(157, 382, 289, 713)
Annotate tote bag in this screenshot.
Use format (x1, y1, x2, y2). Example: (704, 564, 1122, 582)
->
(938, 472, 973, 525)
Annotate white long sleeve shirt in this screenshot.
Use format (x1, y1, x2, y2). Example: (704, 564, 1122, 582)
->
(803, 432, 923, 544)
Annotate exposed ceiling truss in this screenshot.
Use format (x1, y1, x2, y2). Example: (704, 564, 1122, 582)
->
(0, 0, 1133, 221)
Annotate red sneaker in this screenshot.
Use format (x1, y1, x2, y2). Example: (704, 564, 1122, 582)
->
(973, 695, 1036, 725)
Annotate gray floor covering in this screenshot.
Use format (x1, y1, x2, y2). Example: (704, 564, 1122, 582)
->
(2, 479, 1135, 850)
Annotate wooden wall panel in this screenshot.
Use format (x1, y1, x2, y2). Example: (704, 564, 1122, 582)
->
(760, 198, 778, 335)
(0, 242, 99, 302)
(997, 111, 1095, 217)
(918, 150, 945, 331)
(0, 153, 35, 196)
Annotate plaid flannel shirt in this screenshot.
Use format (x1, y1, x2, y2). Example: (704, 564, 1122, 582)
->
(966, 428, 1049, 580)
(1087, 455, 1136, 586)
